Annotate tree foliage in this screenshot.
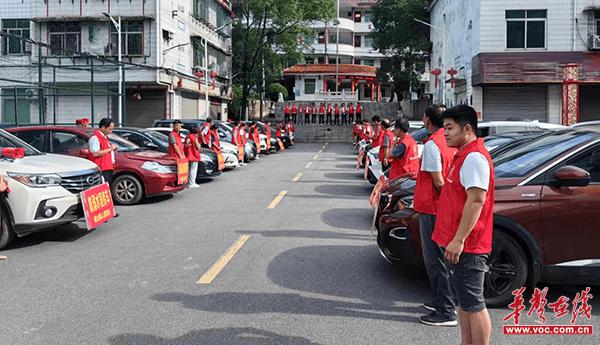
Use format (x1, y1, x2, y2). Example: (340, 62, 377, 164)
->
(371, 0, 431, 100)
(267, 82, 288, 101)
(231, 0, 335, 119)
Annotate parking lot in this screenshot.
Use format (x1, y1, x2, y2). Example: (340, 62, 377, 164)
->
(1, 143, 599, 345)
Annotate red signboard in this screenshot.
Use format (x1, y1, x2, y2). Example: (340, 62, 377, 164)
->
(177, 158, 189, 185)
(217, 152, 225, 171)
(80, 182, 115, 230)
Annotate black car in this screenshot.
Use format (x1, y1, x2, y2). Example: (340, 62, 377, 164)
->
(112, 127, 221, 179)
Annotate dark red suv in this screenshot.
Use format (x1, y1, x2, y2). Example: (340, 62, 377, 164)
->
(377, 127, 600, 306)
(8, 126, 186, 205)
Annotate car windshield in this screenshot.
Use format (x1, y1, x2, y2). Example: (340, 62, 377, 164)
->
(493, 131, 598, 178)
(108, 134, 140, 152)
(143, 130, 169, 143)
(0, 130, 41, 156)
(484, 136, 515, 152)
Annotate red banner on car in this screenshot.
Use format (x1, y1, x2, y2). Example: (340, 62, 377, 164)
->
(369, 176, 388, 208)
(217, 152, 225, 171)
(81, 182, 115, 230)
(177, 158, 189, 185)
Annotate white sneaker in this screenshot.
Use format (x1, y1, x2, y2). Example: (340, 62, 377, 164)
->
(188, 184, 200, 188)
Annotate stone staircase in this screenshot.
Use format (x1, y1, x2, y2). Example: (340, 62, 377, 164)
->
(273, 101, 400, 121)
(294, 124, 354, 143)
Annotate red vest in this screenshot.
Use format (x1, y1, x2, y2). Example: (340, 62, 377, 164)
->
(327, 105, 333, 113)
(432, 138, 495, 254)
(378, 129, 394, 163)
(200, 123, 211, 146)
(239, 128, 248, 145)
(305, 106, 311, 115)
(356, 104, 362, 114)
(210, 129, 221, 150)
(372, 124, 383, 147)
(284, 105, 291, 115)
(312, 106, 317, 114)
(334, 106, 340, 115)
(291, 105, 297, 114)
(319, 106, 325, 114)
(362, 124, 373, 140)
(389, 134, 420, 180)
(168, 130, 184, 158)
(276, 128, 282, 138)
(88, 130, 114, 171)
(232, 127, 240, 145)
(185, 134, 201, 162)
(252, 129, 260, 146)
(414, 128, 457, 215)
(348, 105, 355, 115)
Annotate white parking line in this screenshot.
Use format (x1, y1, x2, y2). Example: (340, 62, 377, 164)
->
(292, 172, 303, 182)
(305, 162, 312, 169)
(313, 155, 319, 160)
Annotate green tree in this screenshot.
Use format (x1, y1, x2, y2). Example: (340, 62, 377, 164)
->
(267, 82, 288, 101)
(231, 0, 335, 118)
(371, 0, 431, 100)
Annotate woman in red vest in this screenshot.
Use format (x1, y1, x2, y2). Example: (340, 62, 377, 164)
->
(387, 118, 419, 180)
(378, 120, 394, 170)
(432, 105, 494, 345)
(283, 104, 291, 122)
(291, 103, 298, 124)
(209, 124, 221, 151)
(88, 118, 118, 184)
(185, 126, 202, 188)
(348, 103, 355, 123)
(200, 117, 213, 148)
(304, 104, 311, 125)
(326, 103, 333, 125)
(356, 103, 362, 122)
(333, 103, 340, 125)
(251, 123, 261, 159)
(167, 120, 185, 159)
(319, 103, 326, 125)
(263, 121, 272, 151)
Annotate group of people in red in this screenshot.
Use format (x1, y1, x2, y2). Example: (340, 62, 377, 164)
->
(359, 104, 495, 345)
(283, 102, 362, 125)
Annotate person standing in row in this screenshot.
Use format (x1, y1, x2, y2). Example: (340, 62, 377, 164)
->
(167, 120, 186, 160)
(326, 103, 333, 125)
(291, 103, 298, 124)
(378, 119, 394, 170)
(432, 105, 494, 345)
(319, 103, 326, 124)
(356, 102, 362, 122)
(304, 103, 311, 125)
(341, 103, 348, 125)
(333, 103, 340, 126)
(348, 103, 355, 123)
(361, 119, 373, 143)
(284, 104, 291, 123)
(388, 118, 420, 180)
(200, 117, 213, 148)
(184, 126, 201, 188)
(311, 103, 318, 124)
(371, 116, 383, 147)
(414, 104, 458, 327)
(89, 118, 118, 185)
(264, 121, 272, 152)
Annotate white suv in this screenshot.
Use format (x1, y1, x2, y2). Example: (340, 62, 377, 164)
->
(0, 130, 101, 249)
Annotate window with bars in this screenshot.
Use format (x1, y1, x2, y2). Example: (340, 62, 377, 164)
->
(304, 79, 316, 94)
(110, 21, 143, 56)
(48, 22, 81, 56)
(506, 10, 546, 49)
(2, 19, 30, 55)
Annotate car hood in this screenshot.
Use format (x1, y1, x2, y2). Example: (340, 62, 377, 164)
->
(2, 153, 98, 174)
(221, 142, 237, 152)
(122, 150, 176, 165)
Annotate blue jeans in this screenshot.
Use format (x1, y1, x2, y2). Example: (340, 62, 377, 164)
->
(419, 213, 456, 318)
(188, 161, 198, 186)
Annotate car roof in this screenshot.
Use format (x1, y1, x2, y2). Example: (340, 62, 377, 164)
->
(571, 121, 600, 128)
(479, 120, 565, 129)
(7, 125, 93, 135)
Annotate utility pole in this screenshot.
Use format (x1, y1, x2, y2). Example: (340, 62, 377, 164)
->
(38, 43, 43, 124)
(103, 12, 122, 126)
(335, 0, 340, 93)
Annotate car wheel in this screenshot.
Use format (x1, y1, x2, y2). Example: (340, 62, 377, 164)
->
(484, 230, 528, 307)
(111, 174, 144, 205)
(0, 204, 14, 250)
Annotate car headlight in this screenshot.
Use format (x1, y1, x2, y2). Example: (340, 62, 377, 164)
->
(141, 161, 173, 174)
(8, 173, 62, 187)
(201, 154, 214, 163)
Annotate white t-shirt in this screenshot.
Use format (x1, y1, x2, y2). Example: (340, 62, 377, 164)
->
(421, 140, 442, 172)
(460, 152, 490, 191)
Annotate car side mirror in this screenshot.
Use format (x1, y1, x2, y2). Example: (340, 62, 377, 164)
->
(144, 141, 159, 149)
(552, 165, 590, 187)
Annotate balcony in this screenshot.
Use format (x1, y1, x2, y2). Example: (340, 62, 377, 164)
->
(308, 43, 358, 57)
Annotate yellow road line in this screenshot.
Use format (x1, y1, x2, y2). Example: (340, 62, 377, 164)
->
(313, 155, 319, 160)
(292, 172, 303, 182)
(305, 162, 312, 168)
(196, 235, 250, 285)
(267, 190, 287, 209)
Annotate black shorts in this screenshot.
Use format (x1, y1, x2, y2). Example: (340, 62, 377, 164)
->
(447, 253, 489, 312)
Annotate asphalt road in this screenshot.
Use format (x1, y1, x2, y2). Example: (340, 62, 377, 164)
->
(1, 143, 599, 345)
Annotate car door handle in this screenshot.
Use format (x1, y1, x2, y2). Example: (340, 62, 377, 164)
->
(521, 193, 537, 199)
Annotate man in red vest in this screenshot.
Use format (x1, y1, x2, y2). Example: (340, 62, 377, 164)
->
(291, 103, 298, 124)
(319, 103, 326, 125)
(304, 103, 311, 125)
(371, 116, 383, 147)
(333, 103, 340, 126)
(168, 120, 185, 159)
(341, 103, 348, 125)
(326, 103, 333, 125)
(283, 104, 291, 122)
(311, 103, 317, 124)
(356, 102, 362, 122)
(432, 105, 494, 344)
(361, 119, 373, 142)
(413, 104, 459, 327)
(200, 117, 213, 148)
(378, 119, 394, 170)
(185, 126, 202, 188)
(348, 103, 355, 123)
(88, 118, 118, 184)
(388, 118, 420, 180)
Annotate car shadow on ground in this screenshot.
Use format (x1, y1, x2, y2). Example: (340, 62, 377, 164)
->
(320, 208, 374, 230)
(237, 229, 369, 241)
(108, 327, 323, 345)
(314, 184, 373, 198)
(334, 163, 359, 169)
(136, 194, 175, 205)
(322, 172, 364, 181)
(4, 223, 90, 250)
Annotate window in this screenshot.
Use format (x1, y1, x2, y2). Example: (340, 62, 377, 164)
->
(304, 34, 315, 45)
(192, 37, 205, 67)
(364, 36, 373, 48)
(362, 59, 374, 66)
(12, 130, 48, 152)
(2, 19, 30, 55)
(317, 32, 325, 44)
(51, 131, 88, 154)
(364, 11, 374, 23)
(354, 35, 361, 47)
(506, 10, 546, 49)
(48, 22, 81, 55)
(304, 79, 316, 94)
(564, 146, 600, 183)
(329, 34, 337, 44)
(317, 56, 325, 64)
(353, 11, 362, 23)
(111, 21, 143, 56)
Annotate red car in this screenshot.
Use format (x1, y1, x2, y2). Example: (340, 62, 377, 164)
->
(377, 127, 600, 307)
(8, 126, 186, 205)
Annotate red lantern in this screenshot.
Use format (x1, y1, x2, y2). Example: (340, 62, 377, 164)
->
(195, 70, 204, 79)
(176, 78, 183, 89)
(431, 68, 441, 88)
(447, 68, 458, 88)
(209, 71, 218, 89)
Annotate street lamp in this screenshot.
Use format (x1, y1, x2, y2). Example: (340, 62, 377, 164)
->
(103, 12, 123, 127)
(414, 18, 446, 104)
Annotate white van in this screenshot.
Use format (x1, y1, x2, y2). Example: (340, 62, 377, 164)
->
(0, 129, 101, 249)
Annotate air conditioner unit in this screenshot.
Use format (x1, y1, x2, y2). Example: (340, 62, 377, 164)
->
(24, 42, 32, 53)
(593, 35, 600, 49)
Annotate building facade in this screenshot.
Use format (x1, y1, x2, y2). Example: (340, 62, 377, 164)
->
(429, 0, 600, 124)
(0, 0, 233, 127)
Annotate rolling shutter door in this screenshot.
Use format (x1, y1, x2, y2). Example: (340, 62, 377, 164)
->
(181, 92, 198, 119)
(483, 86, 547, 122)
(125, 89, 166, 128)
